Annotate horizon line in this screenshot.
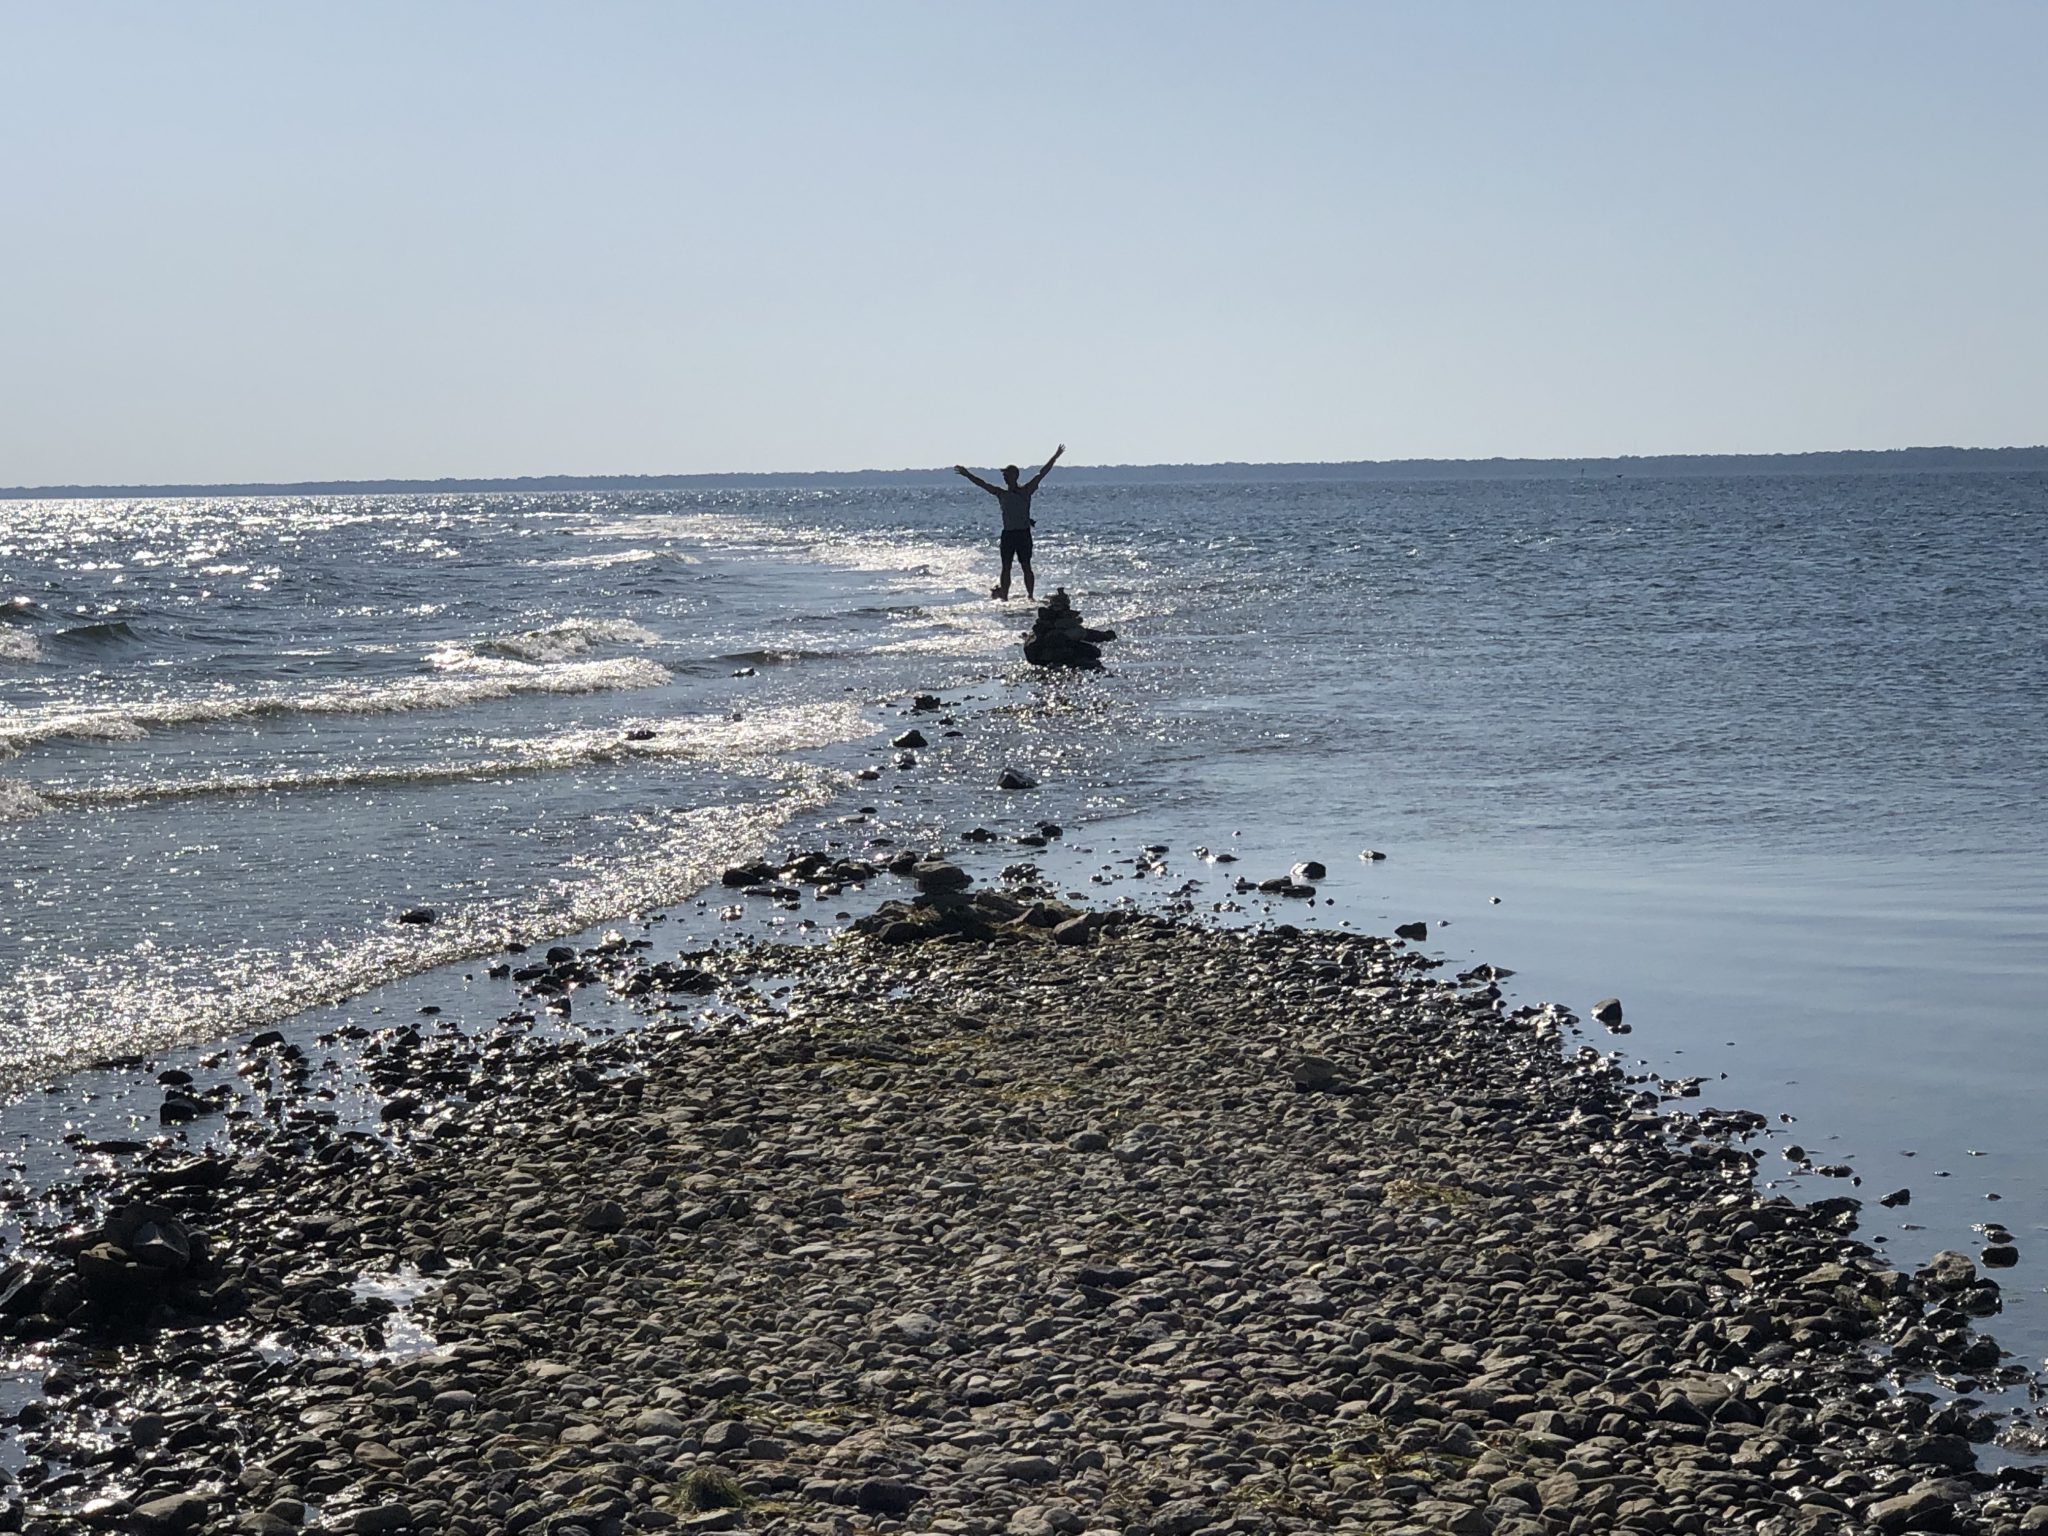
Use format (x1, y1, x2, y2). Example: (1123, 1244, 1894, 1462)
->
(5, 443, 2046, 500)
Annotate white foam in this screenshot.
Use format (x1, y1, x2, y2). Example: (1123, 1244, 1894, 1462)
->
(0, 779, 51, 820)
(0, 655, 675, 756)
(0, 630, 40, 663)
(0, 773, 849, 1093)
(36, 701, 874, 810)
(463, 618, 661, 665)
(541, 548, 695, 570)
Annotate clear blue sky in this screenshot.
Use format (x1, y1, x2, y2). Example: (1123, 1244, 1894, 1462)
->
(2, 2, 2043, 483)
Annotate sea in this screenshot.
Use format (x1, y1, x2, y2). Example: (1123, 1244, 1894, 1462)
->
(3, 471, 2046, 1366)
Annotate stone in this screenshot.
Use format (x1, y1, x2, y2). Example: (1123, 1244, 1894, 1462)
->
(132, 1494, 211, 1534)
(909, 860, 971, 892)
(892, 730, 928, 749)
(124, 1216, 193, 1271)
(1149, 1500, 1214, 1536)
(851, 1478, 923, 1516)
(701, 1419, 751, 1453)
(76, 1241, 169, 1304)
(997, 767, 1039, 790)
(396, 906, 437, 926)
(1021, 589, 1116, 670)
(1394, 920, 1430, 941)
(1865, 1480, 1964, 1532)
(1290, 1055, 1344, 1091)
(1918, 1251, 1978, 1292)
(1592, 997, 1624, 1026)
(1292, 860, 1328, 881)
(891, 1311, 942, 1343)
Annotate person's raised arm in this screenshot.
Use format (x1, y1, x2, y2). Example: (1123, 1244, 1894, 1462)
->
(954, 464, 1000, 494)
(1024, 443, 1065, 492)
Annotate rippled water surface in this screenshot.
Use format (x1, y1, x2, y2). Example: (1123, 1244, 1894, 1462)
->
(4, 472, 2046, 1348)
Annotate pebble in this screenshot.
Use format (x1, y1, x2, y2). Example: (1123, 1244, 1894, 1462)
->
(4, 906, 2042, 1536)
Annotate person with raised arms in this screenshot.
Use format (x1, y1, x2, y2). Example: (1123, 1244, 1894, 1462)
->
(954, 444, 1064, 600)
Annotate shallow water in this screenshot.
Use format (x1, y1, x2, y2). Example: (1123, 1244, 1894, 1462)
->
(3, 470, 2045, 1363)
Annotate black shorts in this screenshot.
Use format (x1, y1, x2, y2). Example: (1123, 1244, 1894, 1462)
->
(1000, 527, 1033, 563)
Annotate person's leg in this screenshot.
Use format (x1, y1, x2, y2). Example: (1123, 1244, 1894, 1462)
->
(996, 530, 1020, 598)
(1018, 532, 1035, 599)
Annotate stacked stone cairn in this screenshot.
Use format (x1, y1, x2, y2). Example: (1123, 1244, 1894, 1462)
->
(1022, 587, 1117, 670)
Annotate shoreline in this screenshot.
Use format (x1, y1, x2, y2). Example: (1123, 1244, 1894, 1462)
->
(5, 876, 2047, 1533)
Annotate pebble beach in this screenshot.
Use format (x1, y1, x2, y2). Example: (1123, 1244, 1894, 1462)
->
(6, 851, 2047, 1536)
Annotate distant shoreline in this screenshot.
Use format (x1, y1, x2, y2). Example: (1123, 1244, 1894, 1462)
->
(5, 444, 2046, 500)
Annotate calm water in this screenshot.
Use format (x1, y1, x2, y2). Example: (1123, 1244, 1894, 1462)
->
(3, 471, 2046, 1346)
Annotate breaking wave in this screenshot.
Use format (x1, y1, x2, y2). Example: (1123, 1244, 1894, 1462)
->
(466, 618, 662, 664)
(0, 630, 40, 664)
(540, 548, 697, 570)
(717, 647, 844, 668)
(0, 779, 51, 819)
(0, 774, 849, 1093)
(0, 655, 675, 758)
(21, 702, 874, 812)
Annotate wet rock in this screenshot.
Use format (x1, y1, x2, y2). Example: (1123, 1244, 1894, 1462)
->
(908, 860, 971, 892)
(1021, 588, 1116, 670)
(891, 730, 928, 749)
(1393, 921, 1430, 942)
(1592, 997, 1624, 1026)
(7, 911, 2028, 1536)
(997, 767, 1039, 790)
(131, 1493, 211, 1534)
(396, 906, 437, 926)
(1866, 1479, 1967, 1532)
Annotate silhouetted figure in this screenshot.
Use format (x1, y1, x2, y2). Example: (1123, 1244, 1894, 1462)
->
(955, 444, 1064, 599)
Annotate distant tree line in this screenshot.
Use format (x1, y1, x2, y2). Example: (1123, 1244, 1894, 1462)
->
(6, 445, 2046, 499)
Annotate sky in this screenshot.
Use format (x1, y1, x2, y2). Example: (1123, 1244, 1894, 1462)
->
(2, 1, 2044, 484)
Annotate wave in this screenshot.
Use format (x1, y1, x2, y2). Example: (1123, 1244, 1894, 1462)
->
(52, 619, 142, 647)
(540, 548, 698, 570)
(0, 779, 51, 819)
(0, 630, 40, 664)
(1, 596, 40, 624)
(465, 617, 662, 664)
(0, 655, 675, 758)
(19, 701, 873, 813)
(0, 774, 848, 1094)
(716, 646, 844, 667)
